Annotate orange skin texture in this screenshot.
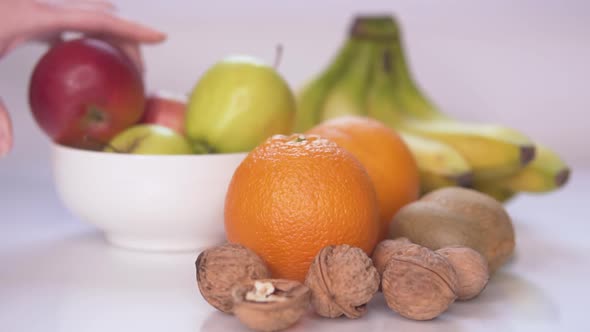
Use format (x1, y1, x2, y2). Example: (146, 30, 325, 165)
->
(224, 133, 380, 282)
(307, 116, 421, 240)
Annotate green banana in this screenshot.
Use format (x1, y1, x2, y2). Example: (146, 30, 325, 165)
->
(475, 143, 570, 193)
(352, 15, 445, 121)
(295, 39, 358, 132)
(320, 39, 374, 122)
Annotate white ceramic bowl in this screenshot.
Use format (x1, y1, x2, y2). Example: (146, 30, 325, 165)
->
(50, 143, 247, 252)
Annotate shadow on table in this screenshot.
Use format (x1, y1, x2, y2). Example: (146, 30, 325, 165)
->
(0, 229, 200, 292)
(0, 229, 210, 331)
(509, 217, 588, 274)
(448, 271, 560, 324)
(200, 292, 466, 332)
(200, 270, 561, 331)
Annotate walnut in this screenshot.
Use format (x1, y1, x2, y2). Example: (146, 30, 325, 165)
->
(195, 243, 270, 313)
(304, 244, 380, 319)
(381, 243, 458, 320)
(371, 237, 413, 275)
(437, 246, 489, 300)
(231, 279, 311, 332)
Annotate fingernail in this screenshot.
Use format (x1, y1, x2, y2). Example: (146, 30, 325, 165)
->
(149, 29, 167, 41)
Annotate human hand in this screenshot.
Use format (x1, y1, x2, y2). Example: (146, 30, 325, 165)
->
(0, 100, 11, 157)
(0, 0, 167, 157)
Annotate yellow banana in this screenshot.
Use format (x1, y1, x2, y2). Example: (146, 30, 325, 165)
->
(473, 183, 517, 203)
(369, 44, 536, 181)
(399, 120, 535, 181)
(476, 143, 570, 193)
(296, 15, 570, 200)
(377, 16, 571, 195)
(365, 41, 473, 192)
(399, 132, 473, 193)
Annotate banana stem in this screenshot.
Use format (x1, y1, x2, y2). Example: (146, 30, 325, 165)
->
(349, 15, 439, 118)
(381, 47, 393, 74)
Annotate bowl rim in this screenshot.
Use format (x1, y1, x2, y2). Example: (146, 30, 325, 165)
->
(50, 141, 250, 159)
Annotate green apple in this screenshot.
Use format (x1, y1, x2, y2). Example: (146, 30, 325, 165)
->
(185, 55, 296, 154)
(104, 124, 194, 155)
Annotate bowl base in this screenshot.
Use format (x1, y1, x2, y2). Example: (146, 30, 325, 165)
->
(105, 233, 223, 253)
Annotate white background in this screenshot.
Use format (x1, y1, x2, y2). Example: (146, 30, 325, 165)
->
(0, 0, 589, 178)
(1, 1, 590, 332)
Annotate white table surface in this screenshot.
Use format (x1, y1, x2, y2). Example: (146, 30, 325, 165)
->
(1, 169, 589, 332)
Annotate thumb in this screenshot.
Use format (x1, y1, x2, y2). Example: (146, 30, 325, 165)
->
(0, 98, 14, 158)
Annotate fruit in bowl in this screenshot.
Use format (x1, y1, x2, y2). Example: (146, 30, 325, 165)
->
(29, 37, 303, 251)
(139, 90, 188, 135)
(29, 37, 146, 150)
(185, 55, 296, 154)
(104, 124, 193, 155)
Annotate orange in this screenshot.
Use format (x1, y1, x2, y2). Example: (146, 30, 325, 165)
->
(224, 133, 380, 282)
(306, 115, 420, 240)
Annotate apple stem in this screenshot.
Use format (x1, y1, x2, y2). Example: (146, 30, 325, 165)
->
(83, 134, 122, 153)
(273, 44, 283, 70)
(192, 140, 215, 154)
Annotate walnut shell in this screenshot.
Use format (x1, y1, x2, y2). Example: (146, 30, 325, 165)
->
(437, 246, 489, 300)
(371, 237, 413, 275)
(232, 279, 311, 332)
(381, 243, 458, 320)
(196, 243, 270, 313)
(304, 244, 380, 319)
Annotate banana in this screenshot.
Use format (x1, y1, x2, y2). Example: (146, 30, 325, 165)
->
(295, 39, 357, 132)
(400, 120, 536, 181)
(369, 44, 536, 181)
(473, 183, 517, 203)
(295, 14, 570, 199)
(320, 39, 374, 122)
(399, 132, 473, 193)
(475, 143, 570, 193)
(365, 41, 473, 192)
(354, 15, 446, 121)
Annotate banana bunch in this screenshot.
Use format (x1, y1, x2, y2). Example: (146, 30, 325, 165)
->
(295, 15, 570, 201)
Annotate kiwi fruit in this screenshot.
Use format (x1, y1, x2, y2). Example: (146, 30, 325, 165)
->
(389, 187, 515, 273)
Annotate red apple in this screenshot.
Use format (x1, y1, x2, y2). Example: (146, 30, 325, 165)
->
(28, 38, 145, 150)
(139, 90, 187, 134)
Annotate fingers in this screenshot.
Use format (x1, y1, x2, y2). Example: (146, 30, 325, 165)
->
(37, 0, 116, 13)
(64, 0, 117, 12)
(92, 36, 145, 73)
(0, 99, 14, 158)
(114, 41, 144, 73)
(52, 8, 166, 44)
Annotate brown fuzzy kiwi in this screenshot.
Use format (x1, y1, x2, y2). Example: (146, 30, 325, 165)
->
(389, 187, 515, 273)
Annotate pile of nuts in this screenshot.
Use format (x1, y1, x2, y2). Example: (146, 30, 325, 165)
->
(372, 238, 489, 320)
(195, 239, 490, 331)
